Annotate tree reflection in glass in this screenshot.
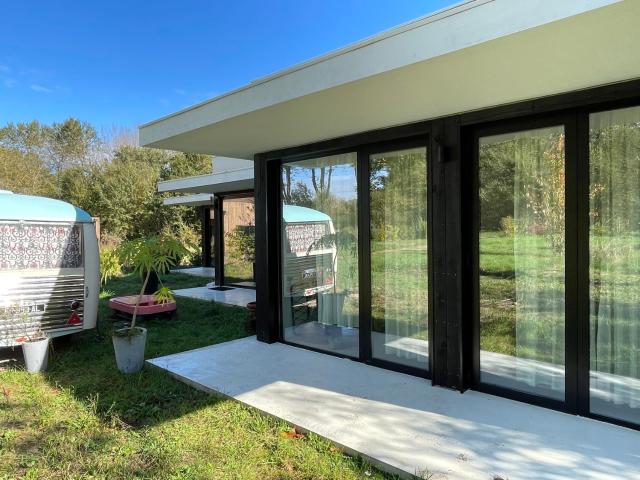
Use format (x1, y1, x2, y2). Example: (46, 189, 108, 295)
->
(479, 126, 566, 400)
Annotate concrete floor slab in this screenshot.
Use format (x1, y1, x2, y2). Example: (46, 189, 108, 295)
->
(173, 286, 255, 308)
(170, 267, 216, 278)
(148, 337, 640, 480)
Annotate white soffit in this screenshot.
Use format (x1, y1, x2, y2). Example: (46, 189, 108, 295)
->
(139, 0, 635, 158)
(158, 167, 254, 195)
(163, 193, 213, 207)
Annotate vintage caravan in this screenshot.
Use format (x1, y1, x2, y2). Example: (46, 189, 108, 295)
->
(0, 191, 99, 346)
(281, 204, 336, 299)
(282, 205, 336, 306)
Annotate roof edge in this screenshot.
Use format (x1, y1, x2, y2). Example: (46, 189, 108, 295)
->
(139, 0, 490, 129)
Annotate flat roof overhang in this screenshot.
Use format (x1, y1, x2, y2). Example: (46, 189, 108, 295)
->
(139, 0, 638, 159)
(162, 193, 213, 207)
(158, 167, 254, 195)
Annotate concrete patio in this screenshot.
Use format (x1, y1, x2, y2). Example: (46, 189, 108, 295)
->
(172, 285, 255, 308)
(170, 266, 216, 278)
(148, 337, 640, 480)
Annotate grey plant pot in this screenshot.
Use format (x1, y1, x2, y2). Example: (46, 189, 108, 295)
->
(112, 327, 147, 374)
(22, 337, 49, 373)
(317, 292, 347, 326)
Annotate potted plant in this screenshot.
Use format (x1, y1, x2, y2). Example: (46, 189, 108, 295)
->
(9, 309, 50, 373)
(112, 235, 186, 374)
(307, 231, 357, 333)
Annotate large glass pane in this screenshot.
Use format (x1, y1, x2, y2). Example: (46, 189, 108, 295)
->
(223, 196, 255, 287)
(589, 106, 640, 424)
(370, 147, 428, 370)
(479, 126, 566, 400)
(281, 153, 359, 356)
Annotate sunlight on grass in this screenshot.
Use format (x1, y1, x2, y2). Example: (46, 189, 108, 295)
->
(0, 273, 393, 480)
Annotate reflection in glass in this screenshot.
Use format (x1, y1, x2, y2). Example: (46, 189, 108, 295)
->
(589, 106, 640, 424)
(281, 153, 359, 356)
(370, 147, 428, 370)
(223, 196, 255, 286)
(479, 126, 566, 400)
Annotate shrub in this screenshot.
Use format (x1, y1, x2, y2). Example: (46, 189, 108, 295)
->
(500, 216, 515, 235)
(99, 248, 122, 285)
(225, 226, 255, 263)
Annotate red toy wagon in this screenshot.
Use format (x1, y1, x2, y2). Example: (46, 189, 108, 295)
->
(108, 295, 177, 320)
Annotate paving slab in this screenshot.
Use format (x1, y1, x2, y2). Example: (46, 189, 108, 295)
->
(173, 286, 255, 308)
(148, 337, 640, 480)
(170, 267, 216, 278)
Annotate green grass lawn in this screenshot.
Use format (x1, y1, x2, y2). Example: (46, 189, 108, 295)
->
(223, 261, 254, 285)
(0, 273, 393, 480)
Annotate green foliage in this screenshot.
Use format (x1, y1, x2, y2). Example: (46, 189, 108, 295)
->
(0, 118, 99, 175)
(99, 248, 122, 285)
(119, 236, 188, 278)
(118, 236, 188, 328)
(0, 146, 56, 196)
(500, 216, 515, 235)
(153, 286, 175, 305)
(372, 224, 400, 242)
(370, 149, 427, 242)
(225, 226, 256, 263)
(480, 131, 566, 253)
(0, 119, 211, 248)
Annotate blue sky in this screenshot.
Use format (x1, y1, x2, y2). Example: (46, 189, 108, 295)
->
(0, 1, 455, 131)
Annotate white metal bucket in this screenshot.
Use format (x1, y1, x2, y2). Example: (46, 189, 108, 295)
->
(22, 338, 49, 373)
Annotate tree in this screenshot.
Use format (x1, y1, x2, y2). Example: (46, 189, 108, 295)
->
(45, 118, 100, 174)
(0, 120, 46, 155)
(0, 147, 56, 196)
(0, 117, 212, 255)
(0, 118, 100, 176)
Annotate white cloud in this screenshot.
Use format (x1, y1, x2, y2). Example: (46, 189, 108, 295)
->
(30, 84, 53, 93)
(173, 88, 186, 95)
(3, 78, 17, 88)
(0, 65, 10, 74)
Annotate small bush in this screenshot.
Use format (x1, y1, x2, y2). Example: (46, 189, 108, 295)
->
(500, 216, 515, 235)
(99, 248, 122, 285)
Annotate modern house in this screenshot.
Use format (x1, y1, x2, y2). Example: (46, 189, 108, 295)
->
(141, 0, 640, 438)
(157, 156, 256, 288)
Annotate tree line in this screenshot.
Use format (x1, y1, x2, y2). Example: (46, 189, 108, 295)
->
(0, 118, 210, 259)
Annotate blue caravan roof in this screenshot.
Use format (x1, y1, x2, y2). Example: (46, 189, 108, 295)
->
(0, 191, 93, 223)
(282, 205, 331, 223)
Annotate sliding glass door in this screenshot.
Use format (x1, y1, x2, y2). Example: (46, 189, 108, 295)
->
(278, 140, 430, 373)
(589, 105, 640, 424)
(474, 106, 640, 426)
(477, 124, 567, 401)
(369, 146, 429, 371)
(280, 153, 360, 357)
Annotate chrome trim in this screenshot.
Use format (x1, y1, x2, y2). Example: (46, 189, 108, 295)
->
(0, 274, 85, 340)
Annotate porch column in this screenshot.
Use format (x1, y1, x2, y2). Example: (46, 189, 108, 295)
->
(213, 195, 224, 286)
(201, 206, 212, 268)
(254, 154, 280, 343)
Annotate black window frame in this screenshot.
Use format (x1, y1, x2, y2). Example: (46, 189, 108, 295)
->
(264, 129, 434, 379)
(254, 78, 640, 430)
(218, 190, 257, 290)
(469, 112, 580, 414)
(464, 97, 640, 431)
(204, 189, 256, 289)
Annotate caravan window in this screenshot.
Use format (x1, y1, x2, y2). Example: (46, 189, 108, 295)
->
(0, 222, 83, 270)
